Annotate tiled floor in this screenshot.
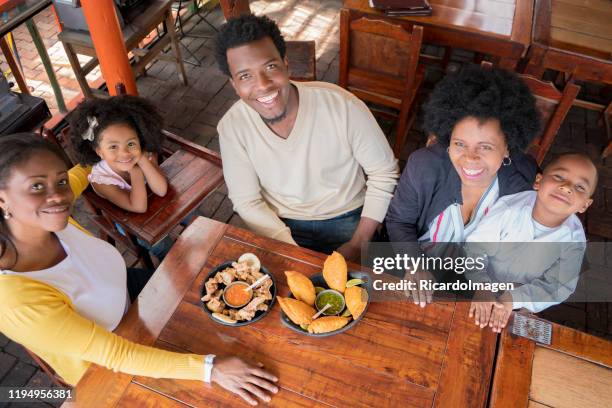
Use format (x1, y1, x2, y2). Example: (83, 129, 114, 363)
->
(0, 0, 610, 400)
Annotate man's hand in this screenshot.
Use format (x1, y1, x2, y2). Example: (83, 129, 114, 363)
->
(336, 240, 361, 263)
(338, 216, 380, 263)
(211, 356, 279, 406)
(489, 291, 513, 333)
(404, 268, 435, 308)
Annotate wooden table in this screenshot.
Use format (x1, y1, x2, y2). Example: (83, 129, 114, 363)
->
(525, 0, 612, 85)
(524, 0, 612, 157)
(343, 0, 535, 69)
(490, 320, 612, 407)
(66, 216, 498, 407)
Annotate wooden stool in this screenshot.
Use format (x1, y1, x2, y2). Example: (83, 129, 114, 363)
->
(58, 0, 187, 98)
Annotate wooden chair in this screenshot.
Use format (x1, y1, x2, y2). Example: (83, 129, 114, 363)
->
(603, 103, 612, 159)
(219, 0, 317, 81)
(285, 40, 316, 82)
(524, 0, 612, 158)
(45, 124, 223, 268)
(338, 8, 424, 157)
(58, 0, 187, 98)
(523, 76, 581, 165)
(482, 61, 581, 165)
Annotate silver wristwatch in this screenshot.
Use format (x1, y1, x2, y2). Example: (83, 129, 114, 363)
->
(204, 354, 216, 383)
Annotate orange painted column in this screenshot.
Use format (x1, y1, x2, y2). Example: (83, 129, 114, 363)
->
(80, 0, 137, 96)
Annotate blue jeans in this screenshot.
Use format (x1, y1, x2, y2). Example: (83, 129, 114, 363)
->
(282, 207, 361, 254)
(114, 222, 173, 260)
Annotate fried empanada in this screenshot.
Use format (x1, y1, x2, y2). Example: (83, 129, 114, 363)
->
(285, 271, 316, 306)
(345, 285, 368, 319)
(277, 296, 316, 325)
(323, 251, 347, 293)
(307, 316, 350, 334)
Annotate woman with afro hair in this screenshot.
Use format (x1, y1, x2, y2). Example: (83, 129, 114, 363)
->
(385, 64, 541, 307)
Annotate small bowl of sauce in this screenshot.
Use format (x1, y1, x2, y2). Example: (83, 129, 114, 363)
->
(315, 289, 345, 316)
(223, 281, 253, 308)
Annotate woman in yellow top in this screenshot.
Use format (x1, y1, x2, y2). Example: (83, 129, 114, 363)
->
(0, 133, 278, 406)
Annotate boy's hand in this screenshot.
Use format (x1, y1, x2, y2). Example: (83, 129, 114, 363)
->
(469, 291, 496, 328)
(489, 291, 513, 333)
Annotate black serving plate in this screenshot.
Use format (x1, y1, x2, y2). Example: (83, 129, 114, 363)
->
(201, 261, 277, 326)
(280, 271, 371, 337)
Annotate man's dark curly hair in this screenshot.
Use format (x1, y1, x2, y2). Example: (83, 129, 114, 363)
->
(424, 64, 541, 153)
(215, 14, 286, 76)
(68, 95, 165, 166)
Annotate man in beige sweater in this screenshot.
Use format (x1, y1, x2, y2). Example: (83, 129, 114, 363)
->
(215, 14, 399, 261)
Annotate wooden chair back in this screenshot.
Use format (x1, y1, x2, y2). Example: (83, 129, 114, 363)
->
(219, 0, 316, 81)
(339, 9, 422, 106)
(481, 61, 580, 165)
(523, 75, 580, 164)
(339, 8, 423, 156)
(219, 0, 250, 19)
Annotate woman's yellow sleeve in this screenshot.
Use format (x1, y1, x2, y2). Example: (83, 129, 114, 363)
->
(0, 278, 204, 384)
(68, 164, 91, 201)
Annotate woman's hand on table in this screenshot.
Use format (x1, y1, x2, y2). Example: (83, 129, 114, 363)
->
(403, 269, 435, 308)
(469, 291, 496, 328)
(211, 356, 279, 406)
(489, 292, 513, 333)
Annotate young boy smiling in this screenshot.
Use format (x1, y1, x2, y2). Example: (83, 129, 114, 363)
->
(466, 153, 598, 332)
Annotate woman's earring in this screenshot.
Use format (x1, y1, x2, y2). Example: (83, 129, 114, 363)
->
(502, 156, 512, 166)
(2, 208, 11, 220)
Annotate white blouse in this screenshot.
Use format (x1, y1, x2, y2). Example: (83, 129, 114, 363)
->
(1, 223, 128, 331)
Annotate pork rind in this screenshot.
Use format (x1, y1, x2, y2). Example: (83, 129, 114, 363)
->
(277, 296, 316, 325)
(322, 251, 348, 293)
(345, 286, 368, 319)
(285, 271, 316, 306)
(307, 316, 350, 334)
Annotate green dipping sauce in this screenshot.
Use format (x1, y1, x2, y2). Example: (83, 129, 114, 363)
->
(316, 290, 345, 315)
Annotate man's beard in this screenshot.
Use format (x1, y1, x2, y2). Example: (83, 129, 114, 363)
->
(261, 107, 288, 125)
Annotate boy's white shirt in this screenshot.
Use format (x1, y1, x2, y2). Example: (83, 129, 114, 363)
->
(465, 190, 586, 312)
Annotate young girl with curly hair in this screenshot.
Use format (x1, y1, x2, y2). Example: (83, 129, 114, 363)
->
(69, 95, 167, 213)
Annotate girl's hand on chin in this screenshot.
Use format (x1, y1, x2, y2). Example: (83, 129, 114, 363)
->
(128, 163, 144, 177)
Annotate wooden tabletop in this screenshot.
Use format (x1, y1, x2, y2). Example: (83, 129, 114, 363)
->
(533, 0, 612, 61)
(490, 318, 612, 407)
(66, 216, 498, 407)
(343, 0, 534, 66)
